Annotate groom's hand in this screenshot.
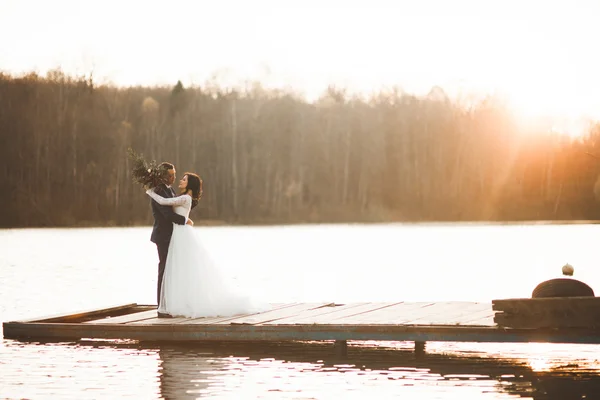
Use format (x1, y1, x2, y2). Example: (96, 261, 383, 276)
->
(186, 219, 194, 226)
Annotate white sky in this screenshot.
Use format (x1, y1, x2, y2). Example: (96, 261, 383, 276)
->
(1, 0, 600, 131)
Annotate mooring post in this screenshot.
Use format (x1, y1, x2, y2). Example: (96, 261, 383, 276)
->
(414, 341, 426, 357)
(334, 340, 348, 357)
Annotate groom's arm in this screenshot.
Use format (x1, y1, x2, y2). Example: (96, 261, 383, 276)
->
(153, 186, 187, 225)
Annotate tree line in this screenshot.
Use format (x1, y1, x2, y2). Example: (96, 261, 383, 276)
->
(2, 70, 600, 228)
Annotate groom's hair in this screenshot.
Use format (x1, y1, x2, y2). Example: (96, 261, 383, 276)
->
(159, 162, 174, 170)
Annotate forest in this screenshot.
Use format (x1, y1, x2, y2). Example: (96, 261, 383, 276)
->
(2, 70, 600, 227)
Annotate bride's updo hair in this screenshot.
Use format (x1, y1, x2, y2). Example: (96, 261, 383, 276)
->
(184, 172, 203, 209)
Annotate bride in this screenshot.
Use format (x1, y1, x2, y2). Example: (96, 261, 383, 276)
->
(145, 172, 265, 318)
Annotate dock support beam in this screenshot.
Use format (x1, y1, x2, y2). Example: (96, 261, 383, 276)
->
(334, 340, 347, 357)
(414, 341, 426, 357)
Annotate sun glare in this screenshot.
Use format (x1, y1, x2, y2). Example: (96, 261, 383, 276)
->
(508, 90, 593, 139)
(528, 357, 552, 372)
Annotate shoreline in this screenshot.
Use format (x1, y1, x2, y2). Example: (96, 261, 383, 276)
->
(2, 219, 600, 230)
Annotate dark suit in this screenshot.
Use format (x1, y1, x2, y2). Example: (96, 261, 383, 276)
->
(150, 184, 186, 304)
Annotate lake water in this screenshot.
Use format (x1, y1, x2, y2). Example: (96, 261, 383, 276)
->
(2, 223, 600, 399)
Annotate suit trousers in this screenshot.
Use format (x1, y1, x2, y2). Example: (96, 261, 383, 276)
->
(156, 241, 170, 305)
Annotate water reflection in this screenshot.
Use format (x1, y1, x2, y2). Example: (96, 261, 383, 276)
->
(0, 339, 162, 399)
(502, 372, 600, 400)
(157, 346, 230, 398)
(4, 338, 600, 399)
(151, 341, 600, 399)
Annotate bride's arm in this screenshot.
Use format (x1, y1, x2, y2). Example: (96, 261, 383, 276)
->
(147, 188, 190, 225)
(146, 189, 189, 206)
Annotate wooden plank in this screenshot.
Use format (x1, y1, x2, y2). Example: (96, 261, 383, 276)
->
(280, 302, 403, 325)
(418, 303, 494, 325)
(181, 303, 299, 325)
(8, 300, 600, 345)
(260, 302, 373, 325)
(7, 320, 600, 345)
(492, 296, 600, 312)
(461, 314, 495, 327)
(130, 316, 189, 325)
(382, 302, 457, 325)
(494, 313, 600, 329)
(333, 302, 436, 325)
(215, 302, 331, 325)
(493, 297, 600, 328)
(129, 303, 298, 326)
(9, 303, 139, 323)
(451, 308, 497, 326)
(87, 310, 158, 324)
(311, 302, 405, 324)
(401, 302, 491, 325)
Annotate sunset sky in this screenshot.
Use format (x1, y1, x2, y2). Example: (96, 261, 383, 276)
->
(1, 0, 599, 133)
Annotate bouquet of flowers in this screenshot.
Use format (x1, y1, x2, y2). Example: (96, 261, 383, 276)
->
(128, 148, 169, 189)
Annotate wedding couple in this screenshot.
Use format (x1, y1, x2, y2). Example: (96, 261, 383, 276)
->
(147, 161, 264, 318)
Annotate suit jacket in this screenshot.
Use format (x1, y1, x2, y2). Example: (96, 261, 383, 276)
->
(150, 184, 186, 244)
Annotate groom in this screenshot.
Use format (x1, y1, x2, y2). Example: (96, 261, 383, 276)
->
(150, 162, 193, 317)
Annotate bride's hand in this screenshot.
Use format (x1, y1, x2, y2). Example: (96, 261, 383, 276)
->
(186, 219, 194, 226)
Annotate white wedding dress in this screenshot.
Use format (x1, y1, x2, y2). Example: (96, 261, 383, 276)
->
(147, 190, 266, 318)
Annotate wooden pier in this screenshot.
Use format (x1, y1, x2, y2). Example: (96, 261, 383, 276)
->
(4, 299, 600, 353)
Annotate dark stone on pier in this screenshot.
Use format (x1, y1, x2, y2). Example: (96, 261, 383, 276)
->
(532, 278, 595, 298)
